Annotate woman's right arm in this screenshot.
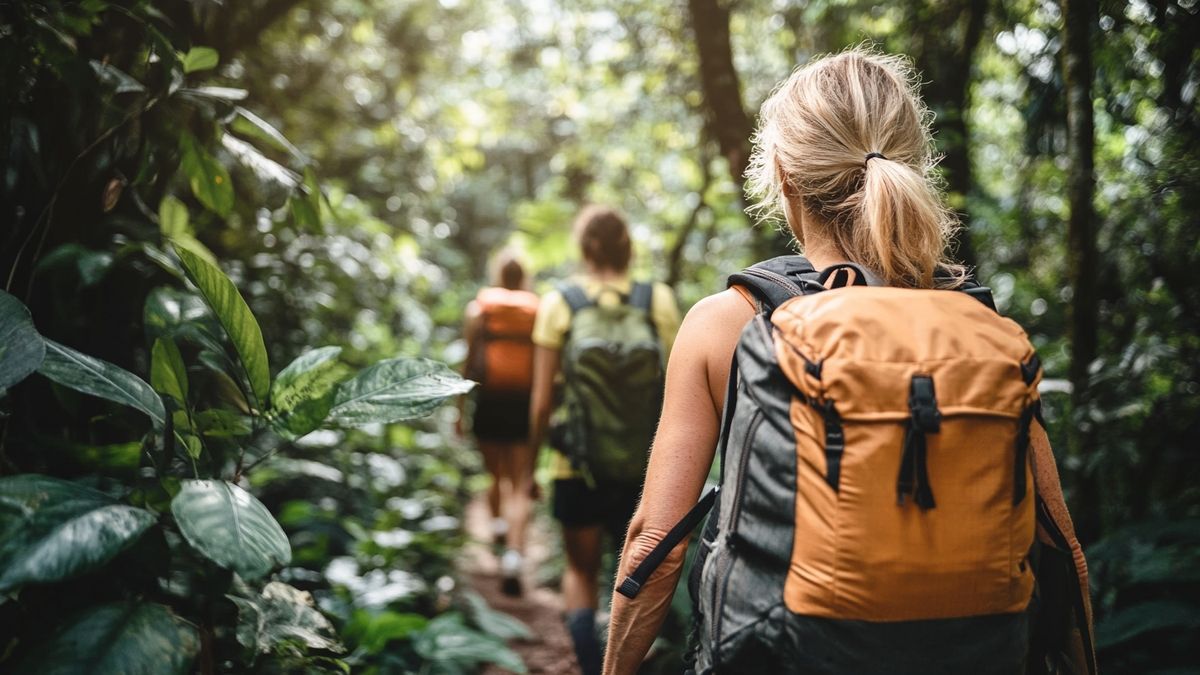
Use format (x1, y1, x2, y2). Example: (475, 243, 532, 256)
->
(604, 290, 752, 675)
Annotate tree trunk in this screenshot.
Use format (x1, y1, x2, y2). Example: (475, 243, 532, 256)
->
(1062, 0, 1100, 543)
(906, 0, 988, 271)
(687, 0, 792, 259)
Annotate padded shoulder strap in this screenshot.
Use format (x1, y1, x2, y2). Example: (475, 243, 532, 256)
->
(559, 283, 592, 314)
(726, 255, 822, 314)
(628, 281, 653, 313)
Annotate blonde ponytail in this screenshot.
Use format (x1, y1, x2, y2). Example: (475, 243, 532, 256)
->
(746, 47, 966, 288)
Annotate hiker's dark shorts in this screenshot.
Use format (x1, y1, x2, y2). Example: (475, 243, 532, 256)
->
(552, 478, 640, 540)
(471, 393, 531, 443)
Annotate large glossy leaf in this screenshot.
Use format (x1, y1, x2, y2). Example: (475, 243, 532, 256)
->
(326, 357, 475, 427)
(231, 107, 306, 161)
(228, 581, 343, 654)
(0, 475, 156, 593)
(158, 195, 190, 239)
(171, 480, 290, 579)
(0, 290, 45, 390)
(150, 338, 188, 404)
(13, 601, 199, 674)
(268, 346, 346, 439)
(38, 339, 166, 429)
(180, 134, 233, 217)
(175, 245, 270, 404)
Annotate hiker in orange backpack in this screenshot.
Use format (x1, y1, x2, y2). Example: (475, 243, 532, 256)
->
(605, 48, 1097, 675)
(461, 251, 540, 596)
(527, 206, 680, 675)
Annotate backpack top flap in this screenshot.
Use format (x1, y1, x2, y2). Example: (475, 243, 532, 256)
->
(771, 286, 1040, 420)
(476, 287, 539, 339)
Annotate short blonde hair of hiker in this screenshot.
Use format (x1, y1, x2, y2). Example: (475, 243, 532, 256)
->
(746, 47, 966, 288)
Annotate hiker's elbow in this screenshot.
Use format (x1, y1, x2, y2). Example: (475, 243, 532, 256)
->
(621, 526, 687, 578)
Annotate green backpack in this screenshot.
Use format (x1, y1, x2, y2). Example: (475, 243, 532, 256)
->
(550, 282, 666, 486)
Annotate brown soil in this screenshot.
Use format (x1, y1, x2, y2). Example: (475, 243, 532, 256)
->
(462, 497, 580, 675)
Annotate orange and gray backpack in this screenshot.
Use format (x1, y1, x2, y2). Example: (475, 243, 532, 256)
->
(467, 287, 540, 395)
(617, 256, 1097, 674)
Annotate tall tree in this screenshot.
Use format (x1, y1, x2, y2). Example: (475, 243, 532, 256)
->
(688, 0, 792, 258)
(1063, 0, 1099, 542)
(903, 0, 988, 270)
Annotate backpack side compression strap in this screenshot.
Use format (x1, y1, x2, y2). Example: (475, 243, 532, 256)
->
(616, 485, 720, 599)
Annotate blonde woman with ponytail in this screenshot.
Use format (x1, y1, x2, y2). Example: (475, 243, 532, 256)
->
(604, 48, 1093, 674)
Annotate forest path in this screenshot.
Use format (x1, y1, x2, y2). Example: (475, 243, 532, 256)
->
(462, 497, 580, 675)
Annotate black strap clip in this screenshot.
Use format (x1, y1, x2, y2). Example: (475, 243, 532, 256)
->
(898, 375, 939, 510)
(821, 400, 844, 492)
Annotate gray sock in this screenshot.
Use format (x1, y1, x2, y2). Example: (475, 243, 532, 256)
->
(565, 608, 602, 675)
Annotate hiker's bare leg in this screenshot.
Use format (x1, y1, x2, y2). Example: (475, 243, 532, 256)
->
(477, 440, 504, 521)
(504, 440, 535, 552)
(562, 524, 602, 610)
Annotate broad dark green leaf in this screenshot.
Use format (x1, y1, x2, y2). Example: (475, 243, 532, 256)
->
(228, 581, 343, 654)
(150, 338, 188, 404)
(0, 475, 156, 593)
(174, 245, 270, 404)
(158, 196, 189, 239)
(0, 290, 45, 390)
(268, 346, 346, 439)
(171, 480, 290, 579)
(326, 357, 475, 427)
(38, 339, 165, 428)
(180, 134, 234, 217)
(181, 46, 218, 73)
(13, 601, 199, 674)
(344, 610, 427, 653)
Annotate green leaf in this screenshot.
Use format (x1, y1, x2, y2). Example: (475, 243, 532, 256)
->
(158, 196, 190, 239)
(150, 338, 188, 403)
(326, 358, 475, 427)
(12, 601, 199, 674)
(181, 46, 219, 73)
(463, 590, 533, 641)
(171, 480, 291, 579)
(89, 60, 145, 94)
(194, 409, 252, 437)
(228, 581, 344, 655)
(412, 613, 526, 674)
(344, 610, 428, 653)
(1095, 600, 1200, 649)
(0, 290, 45, 391)
(178, 86, 248, 101)
(180, 134, 234, 217)
(0, 475, 156, 593)
(268, 346, 347, 439)
(232, 107, 306, 161)
(174, 245, 270, 405)
(38, 339, 166, 429)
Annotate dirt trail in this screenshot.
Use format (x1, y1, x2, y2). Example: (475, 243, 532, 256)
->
(462, 497, 580, 675)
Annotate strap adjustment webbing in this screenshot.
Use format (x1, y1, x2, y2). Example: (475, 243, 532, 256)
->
(616, 486, 720, 599)
(898, 375, 940, 510)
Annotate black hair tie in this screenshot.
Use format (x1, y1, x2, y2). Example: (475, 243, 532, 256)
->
(864, 152, 887, 164)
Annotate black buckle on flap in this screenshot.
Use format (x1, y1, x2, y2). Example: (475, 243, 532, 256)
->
(899, 375, 939, 510)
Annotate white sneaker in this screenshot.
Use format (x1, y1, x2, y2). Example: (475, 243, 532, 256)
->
(500, 549, 523, 597)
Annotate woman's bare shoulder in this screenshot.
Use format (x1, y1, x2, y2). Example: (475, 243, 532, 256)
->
(681, 288, 755, 332)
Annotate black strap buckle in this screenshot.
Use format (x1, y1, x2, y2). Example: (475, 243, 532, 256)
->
(899, 375, 939, 510)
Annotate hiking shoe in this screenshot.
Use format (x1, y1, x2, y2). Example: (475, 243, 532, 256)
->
(500, 549, 523, 597)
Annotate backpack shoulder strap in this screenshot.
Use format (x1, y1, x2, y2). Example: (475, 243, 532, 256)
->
(628, 281, 653, 313)
(726, 255, 823, 315)
(559, 283, 592, 314)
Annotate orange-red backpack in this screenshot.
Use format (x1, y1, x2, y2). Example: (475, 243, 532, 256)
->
(468, 287, 539, 395)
